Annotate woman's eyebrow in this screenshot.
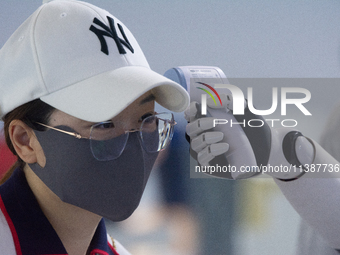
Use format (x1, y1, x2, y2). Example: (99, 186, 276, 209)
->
(139, 94, 156, 105)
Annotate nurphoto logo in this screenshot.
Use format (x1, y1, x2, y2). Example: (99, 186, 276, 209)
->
(196, 81, 312, 128)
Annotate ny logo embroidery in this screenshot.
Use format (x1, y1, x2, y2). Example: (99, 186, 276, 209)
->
(89, 16, 134, 55)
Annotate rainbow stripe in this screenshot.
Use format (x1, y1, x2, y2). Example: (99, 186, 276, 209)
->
(196, 82, 223, 106)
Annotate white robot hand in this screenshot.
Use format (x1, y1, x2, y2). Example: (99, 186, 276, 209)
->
(185, 101, 229, 167)
(185, 94, 320, 180)
(185, 97, 268, 179)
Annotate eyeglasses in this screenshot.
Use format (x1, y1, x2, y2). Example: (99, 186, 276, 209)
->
(36, 112, 176, 161)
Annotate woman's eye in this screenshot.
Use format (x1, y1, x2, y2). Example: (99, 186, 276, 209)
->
(95, 122, 114, 129)
(140, 112, 154, 122)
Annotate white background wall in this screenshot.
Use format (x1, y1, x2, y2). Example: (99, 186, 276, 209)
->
(2, 0, 340, 79)
(1, 1, 340, 254)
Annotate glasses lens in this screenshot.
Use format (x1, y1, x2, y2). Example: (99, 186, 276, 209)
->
(90, 121, 128, 161)
(140, 113, 174, 152)
(89, 113, 175, 160)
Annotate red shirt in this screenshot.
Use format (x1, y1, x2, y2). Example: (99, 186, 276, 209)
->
(0, 137, 17, 179)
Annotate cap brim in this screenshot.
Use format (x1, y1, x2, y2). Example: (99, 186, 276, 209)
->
(40, 66, 189, 122)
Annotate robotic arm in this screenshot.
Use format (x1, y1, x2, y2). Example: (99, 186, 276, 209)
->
(165, 66, 340, 249)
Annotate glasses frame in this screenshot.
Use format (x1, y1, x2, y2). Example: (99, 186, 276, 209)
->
(35, 112, 177, 160)
(35, 122, 87, 139)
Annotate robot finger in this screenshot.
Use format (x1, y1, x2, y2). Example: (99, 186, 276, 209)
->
(186, 117, 216, 137)
(197, 143, 229, 166)
(191, 131, 224, 153)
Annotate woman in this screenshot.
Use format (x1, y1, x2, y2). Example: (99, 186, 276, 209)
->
(0, 0, 189, 254)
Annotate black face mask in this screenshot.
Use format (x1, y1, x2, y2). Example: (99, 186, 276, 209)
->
(29, 126, 159, 221)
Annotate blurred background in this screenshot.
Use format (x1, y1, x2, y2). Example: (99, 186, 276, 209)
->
(1, 0, 340, 254)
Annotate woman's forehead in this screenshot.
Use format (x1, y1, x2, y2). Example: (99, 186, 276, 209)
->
(50, 91, 155, 125)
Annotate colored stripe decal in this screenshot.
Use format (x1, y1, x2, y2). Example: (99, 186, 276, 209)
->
(0, 195, 22, 255)
(197, 82, 223, 106)
(196, 87, 217, 106)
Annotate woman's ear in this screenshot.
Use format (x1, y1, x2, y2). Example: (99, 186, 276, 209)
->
(9, 120, 46, 167)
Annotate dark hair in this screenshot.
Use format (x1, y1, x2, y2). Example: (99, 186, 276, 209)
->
(0, 99, 55, 184)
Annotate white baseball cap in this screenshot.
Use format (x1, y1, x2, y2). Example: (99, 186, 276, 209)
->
(0, 0, 189, 122)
